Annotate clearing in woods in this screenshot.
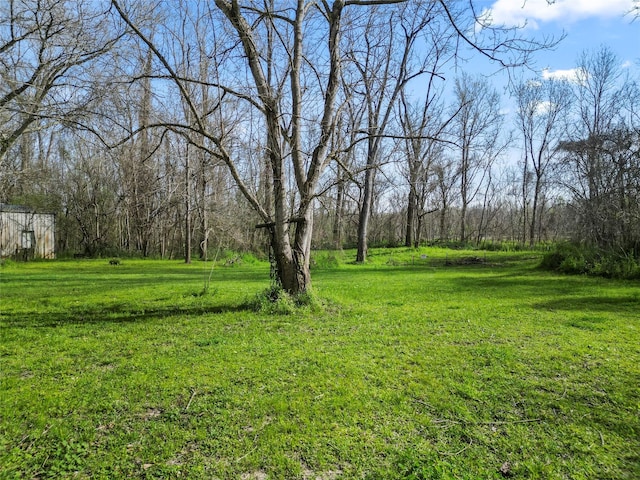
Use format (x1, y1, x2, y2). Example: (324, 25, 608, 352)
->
(1, 247, 638, 478)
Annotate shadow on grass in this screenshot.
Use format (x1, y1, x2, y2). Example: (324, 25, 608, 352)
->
(453, 274, 640, 310)
(533, 295, 640, 312)
(0, 301, 255, 329)
(317, 262, 565, 288)
(315, 262, 640, 313)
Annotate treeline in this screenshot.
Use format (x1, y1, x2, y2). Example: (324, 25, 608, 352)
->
(1, 1, 638, 277)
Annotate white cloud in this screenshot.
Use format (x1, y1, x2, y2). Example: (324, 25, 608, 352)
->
(621, 60, 634, 69)
(483, 0, 635, 28)
(535, 100, 554, 115)
(542, 68, 579, 82)
(541, 67, 583, 82)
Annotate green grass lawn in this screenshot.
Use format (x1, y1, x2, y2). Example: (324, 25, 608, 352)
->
(1, 247, 639, 479)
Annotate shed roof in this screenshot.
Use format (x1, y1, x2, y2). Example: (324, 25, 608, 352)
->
(0, 204, 56, 216)
(0, 203, 35, 213)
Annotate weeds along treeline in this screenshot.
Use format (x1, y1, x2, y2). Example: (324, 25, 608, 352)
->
(1, 2, 639, 276)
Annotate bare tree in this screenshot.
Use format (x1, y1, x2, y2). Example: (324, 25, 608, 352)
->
(111, 0, 352, 293)
(351, 0, 556, 258)
(346, 2, 435, 262)
(559, 47, 638, 250)
(109, 0, 558, 290)
(513, 77, 571, 246)
(399, 91, 448, 247)
(330, 95, 363, 250)
(432, 155, 459, 241)
(0, 0, 125, 188)
(58, 132, 121, 256)
(449, 73, 504, 243)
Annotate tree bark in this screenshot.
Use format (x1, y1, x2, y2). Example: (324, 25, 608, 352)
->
(185, 146, 192, 264)
(405, 182, 417, 247)
(333, 177, 345, 249)
(356, 148, 375, 263)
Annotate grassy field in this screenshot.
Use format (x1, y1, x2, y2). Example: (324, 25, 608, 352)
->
(1, 247, 639, 479)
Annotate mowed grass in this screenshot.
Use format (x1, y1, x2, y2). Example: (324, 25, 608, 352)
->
(1, 248, 638, 479)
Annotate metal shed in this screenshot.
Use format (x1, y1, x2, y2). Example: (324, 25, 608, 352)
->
(0, 204, 55, 260)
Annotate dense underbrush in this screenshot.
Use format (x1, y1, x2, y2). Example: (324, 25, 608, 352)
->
(540, 242, 640, 279)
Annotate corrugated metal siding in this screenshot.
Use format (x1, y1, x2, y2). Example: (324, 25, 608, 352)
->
(0, 209, 56, 259)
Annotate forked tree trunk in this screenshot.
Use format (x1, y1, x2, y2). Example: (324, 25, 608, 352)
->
(292, 211, 313, 292)
(268, 210, 313, 294)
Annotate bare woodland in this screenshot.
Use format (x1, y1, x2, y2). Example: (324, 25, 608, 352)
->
(1, 0, 639, 292)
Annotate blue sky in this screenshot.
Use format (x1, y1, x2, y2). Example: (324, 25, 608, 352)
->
(477, 0, 639, 79)
(440, 0, 639, 167)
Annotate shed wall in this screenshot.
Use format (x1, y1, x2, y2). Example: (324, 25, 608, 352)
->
(0, 211, 56, 259)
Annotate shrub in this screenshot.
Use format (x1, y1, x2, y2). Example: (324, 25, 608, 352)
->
(540, 243, 640, 279)
(539, 251, 566, 271)
(251, 285, 296, 315)
(0, 258, 16, 268)
(592, 252, 640, 279)
(310, 252, 341, 269)
(241, 252, 259, 264)
(559, 253, 589, 274)
(250, 284, 320, 314)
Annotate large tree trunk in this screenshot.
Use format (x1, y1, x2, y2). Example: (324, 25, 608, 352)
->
(269, 211, 312, 295)
(184, 146, 192, 264)
(197, 152, 208, 260)
(292, 211, 313, 292)
(333, 178, 345, 250)
(356, 155, 375, 263)
(529, 174, 541, 247)
(459, 149, 469, 244)
(416, 211, 424, 247)
(405, 182, 417, 247)
(439, 199, 448, 240)
(267, 125, 314, 294)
